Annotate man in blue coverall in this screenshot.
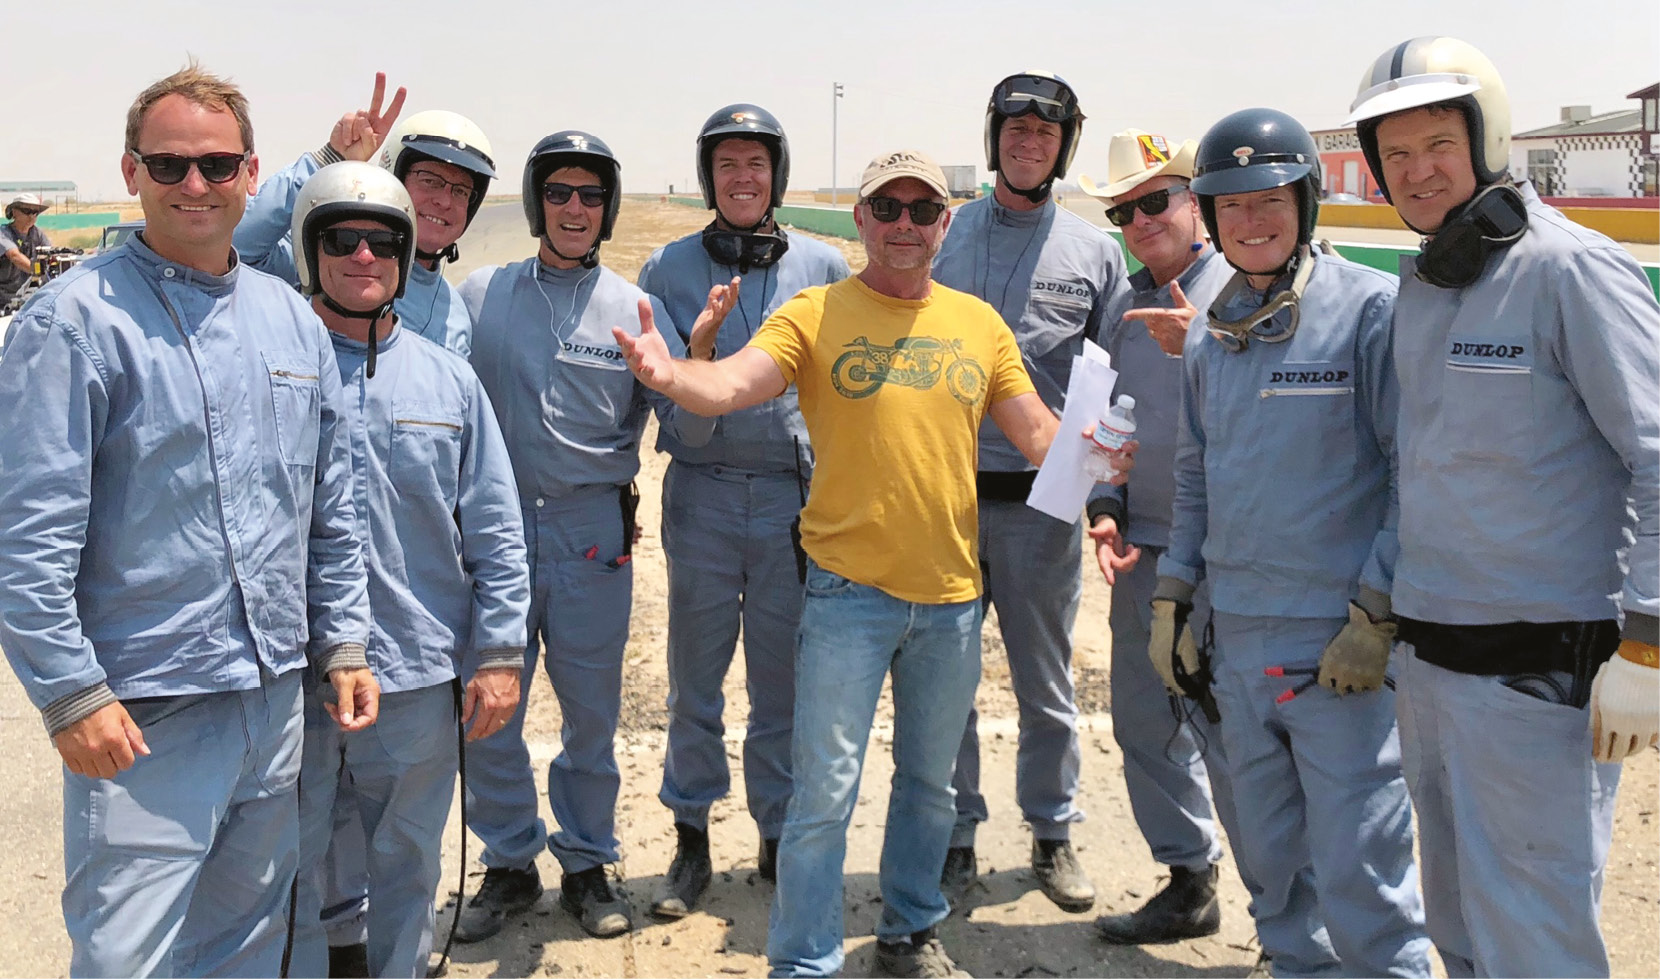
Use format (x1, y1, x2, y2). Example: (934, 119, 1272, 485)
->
(638, 103, 849, 917)
(1076, 128, 1257, 949)
(230, 74, 500, 972)
(930, 69, 1131, 911)
(282, 161, 531, 979)
(1348, 36, 1660, 978)
(1158, 107, 1432, 976)
(0, 63, 375, 977)
(234, 72, 495, 357)
(453, 131, 715, 941)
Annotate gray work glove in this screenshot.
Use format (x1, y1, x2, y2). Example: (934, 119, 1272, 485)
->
(1149, 598, 1200, 696)
(1318, 598, 1397, 695)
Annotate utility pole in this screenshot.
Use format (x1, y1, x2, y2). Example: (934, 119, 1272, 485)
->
(831, 82, 844, 206)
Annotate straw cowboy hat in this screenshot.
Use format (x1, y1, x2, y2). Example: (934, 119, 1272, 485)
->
(1078, 130, 1198, 201)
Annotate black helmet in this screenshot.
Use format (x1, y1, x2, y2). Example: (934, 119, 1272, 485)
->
(1191, 108, 1321, 253)
(522, 130, 622, 242)
(697, 104, 790, 215)
(983, 70, 1085, 202)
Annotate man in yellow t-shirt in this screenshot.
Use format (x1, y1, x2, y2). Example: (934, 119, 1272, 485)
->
(614, 149, 1132, 979)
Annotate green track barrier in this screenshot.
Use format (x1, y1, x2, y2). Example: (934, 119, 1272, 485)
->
(36, 212, 120, 231)
(671, 197, 1660, 299)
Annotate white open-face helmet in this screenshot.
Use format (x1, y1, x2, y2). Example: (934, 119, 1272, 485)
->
(1345, 37, 1511, 200)
(292, 161, 416, 299)
(379, 109, 496, 227)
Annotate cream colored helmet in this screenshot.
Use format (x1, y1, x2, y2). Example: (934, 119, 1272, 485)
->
(1345, 37, 1511, 199)
(291, 162, 416, 299)
(379, 109, 496, 227)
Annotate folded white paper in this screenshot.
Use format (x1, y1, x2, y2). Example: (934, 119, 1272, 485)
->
(1027, 340, 1118, 522)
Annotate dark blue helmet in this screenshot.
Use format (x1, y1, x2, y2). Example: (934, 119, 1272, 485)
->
(521, 130, 621, 241)
(697, 104, 790, 214)
(1191, 108, 1321, 250)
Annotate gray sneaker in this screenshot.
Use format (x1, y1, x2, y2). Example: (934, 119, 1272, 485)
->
(453, 865, 542, 943)
(1032, 838, 1095, 913)
(560, 866, 633, 937)
(875, 928, 971, 978)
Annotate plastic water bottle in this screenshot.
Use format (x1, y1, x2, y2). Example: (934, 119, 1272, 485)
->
(1087, 395, 1136, 481)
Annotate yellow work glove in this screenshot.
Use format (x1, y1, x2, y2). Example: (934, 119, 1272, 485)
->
(1589, 640, 1660, 763)
(1318, 602, 1398, 695)
(1149, 598, 1199, 696)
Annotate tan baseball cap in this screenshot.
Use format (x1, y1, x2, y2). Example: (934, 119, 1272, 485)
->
(1078, 130, 1198, 201)
(858, 149, 950, 200)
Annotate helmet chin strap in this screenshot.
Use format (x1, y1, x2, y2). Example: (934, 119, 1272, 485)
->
(1000, 173, 1052, 205)
(542, 233, 599, 270)
(321, 294, 394, 378)
(416, 243, 459, 264)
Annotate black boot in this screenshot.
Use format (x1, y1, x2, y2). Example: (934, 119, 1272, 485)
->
(758, 836, 780, 883)
(327, 942, 369, 978)
(1095, 864, 1221, 944)
(649, 822, 712, 918)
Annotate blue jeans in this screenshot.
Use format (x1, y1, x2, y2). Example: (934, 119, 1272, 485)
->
(766, 562, 983, 978)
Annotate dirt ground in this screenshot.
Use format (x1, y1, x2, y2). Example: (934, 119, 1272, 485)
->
(416, 199, 1660, 979)
(0, 199, 1653, 979)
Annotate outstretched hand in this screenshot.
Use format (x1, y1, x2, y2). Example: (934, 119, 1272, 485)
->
(613, 298, 678, 392)
(1123, 279, 1197, 357)
(688, 277, 740, 360)
(328, 72, 408, 162)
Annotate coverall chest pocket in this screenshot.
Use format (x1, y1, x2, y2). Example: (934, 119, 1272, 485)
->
(263, 353, 321, 468)
(1023, 290, 1093, 361)
(1441, 335, 1534, 465)
(390, 401, 465, 502)
(1257, 362, 1357, 463)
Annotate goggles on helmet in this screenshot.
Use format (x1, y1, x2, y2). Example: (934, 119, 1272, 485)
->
(1206, 245, 1318, 353)
(700, 224, 790, 274)
(1414, 183, 1528, 289)
(991, 75, 1079, 124)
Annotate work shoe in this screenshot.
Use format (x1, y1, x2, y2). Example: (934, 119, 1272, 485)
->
(649, 823, 712, 918)
(1032, 838, 1096, 913)
(1095, 864, 1221, 944)
(875, 927, 971, 978)
(560, 866, 633, 937)
(940, 845, 977, 893)
(758, 836, 780, 883)
(327, 941, 369, 978)
(453, 865, 543, 943)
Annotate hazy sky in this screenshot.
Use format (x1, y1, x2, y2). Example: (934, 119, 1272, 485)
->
(6, 0, 1656, 202)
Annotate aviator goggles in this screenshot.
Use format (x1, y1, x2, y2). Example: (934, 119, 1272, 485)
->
(701, 224, 789, 272)
(128, 150, 250, 185)
(318, 227, 407, 259)
(542, 182, 609, 208)
(863, 196, 947, 226)
(990, 74, 1080, 124)
(1104, 185, 1190, 227)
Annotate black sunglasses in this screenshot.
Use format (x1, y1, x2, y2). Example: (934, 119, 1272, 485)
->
(128, 150, 250, 185)
(318, 227, 407, 259)
(1104, 185, 1190, 227)
(990, 75, 1080, 124)
(863, 196, 947, 226)
(542, 182, 609, 208)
